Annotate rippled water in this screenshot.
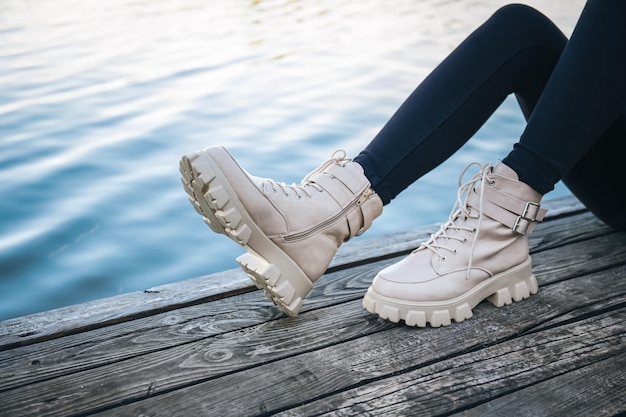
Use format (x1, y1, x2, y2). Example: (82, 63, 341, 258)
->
(0, 0, 584, 320)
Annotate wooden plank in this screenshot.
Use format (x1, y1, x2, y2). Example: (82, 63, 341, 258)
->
(0, 268, 254, 350)
(1, 222, 623, 392)
(3, 264, 624, 417)
(538, 194, 585, 216)
(272, 309, 626, 417)
(454, 352, 626, 417)
(527, 210, 616, 253)
(530, 231, 626, 286)
(0, 294, 281, 392)
(0, 197, 602, 349)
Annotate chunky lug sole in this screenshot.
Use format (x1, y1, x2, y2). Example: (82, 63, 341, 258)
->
(362, 256, 538, 327)
(179, 148, 312, 317)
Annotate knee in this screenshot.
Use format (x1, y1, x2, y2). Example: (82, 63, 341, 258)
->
(489, 3, 559, 34)
(486, 3, 566, 50)
(491, 3, 545, 24)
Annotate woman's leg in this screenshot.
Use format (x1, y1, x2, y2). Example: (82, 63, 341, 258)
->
(560, 114, 626, 231)
(363, 1, 626, 327)
(502, 0, 626, 230)
(354, 4, 567, 205)
(361, 3, 626, 327)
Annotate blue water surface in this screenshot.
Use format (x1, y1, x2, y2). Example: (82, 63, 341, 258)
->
(0, 0, 583, 320)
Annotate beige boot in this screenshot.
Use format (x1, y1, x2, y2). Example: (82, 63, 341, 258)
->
(180, 147, 382, 316)
(363, 162, 546, 327)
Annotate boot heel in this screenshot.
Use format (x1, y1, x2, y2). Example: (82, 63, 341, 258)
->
(237, 252, 310, 317)
(487, 273, 538, 307)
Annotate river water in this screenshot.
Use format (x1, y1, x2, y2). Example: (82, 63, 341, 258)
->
(0, 0, 584, 320)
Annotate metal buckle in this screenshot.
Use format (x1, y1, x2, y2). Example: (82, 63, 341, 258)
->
(521, 201, 540, 222)
(512, 216, 529, 235)
(512, 201, 540, 235)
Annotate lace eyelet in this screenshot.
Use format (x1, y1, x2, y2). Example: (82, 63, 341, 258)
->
(488, 179, 496, 186)
(471, 228, 477, 233)
(462, 238, 468, 244)
(452, 249, 458, 254)
(440, 256, 447, 261)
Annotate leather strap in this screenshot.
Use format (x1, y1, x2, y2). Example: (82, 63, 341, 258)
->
(467, 185, 546, 235)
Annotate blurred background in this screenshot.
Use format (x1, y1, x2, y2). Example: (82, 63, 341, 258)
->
(0, 0, 585, 320)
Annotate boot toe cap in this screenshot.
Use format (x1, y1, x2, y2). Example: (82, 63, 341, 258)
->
(371, 254, 476, 303)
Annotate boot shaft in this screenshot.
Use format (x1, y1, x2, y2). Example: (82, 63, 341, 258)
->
(432, 161, 546, 278)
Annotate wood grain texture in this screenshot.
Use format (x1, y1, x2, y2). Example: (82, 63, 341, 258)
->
(454, 352, 626, 417)
(5, 263, 622, 417)
(275, 309, 626, 417)
(1, 214, 621, 393)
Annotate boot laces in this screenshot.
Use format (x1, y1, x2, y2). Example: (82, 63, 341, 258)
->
(418, 162, 492, 278)
(260, 150, 351, 198)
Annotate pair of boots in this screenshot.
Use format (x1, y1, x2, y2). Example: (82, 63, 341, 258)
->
(180, 146, 545, 327)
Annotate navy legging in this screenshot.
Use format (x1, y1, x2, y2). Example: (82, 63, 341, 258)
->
(354, 1, 626, 231)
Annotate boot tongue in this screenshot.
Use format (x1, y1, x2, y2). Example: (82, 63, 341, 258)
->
(493, 161, 519, 180)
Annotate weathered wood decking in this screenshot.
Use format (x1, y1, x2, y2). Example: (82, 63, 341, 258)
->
(1, 195, 625, 417)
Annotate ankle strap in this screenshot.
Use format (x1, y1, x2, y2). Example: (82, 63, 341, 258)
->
(343, 190, 382, 239)
(467, 186, 546, 235)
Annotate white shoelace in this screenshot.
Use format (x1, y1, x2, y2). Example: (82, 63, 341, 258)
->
(260, 150, 350, 198)
(419, 162, 493, 279)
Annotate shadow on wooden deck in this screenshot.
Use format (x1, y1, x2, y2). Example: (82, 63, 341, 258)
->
(1, 195, 625, 416)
